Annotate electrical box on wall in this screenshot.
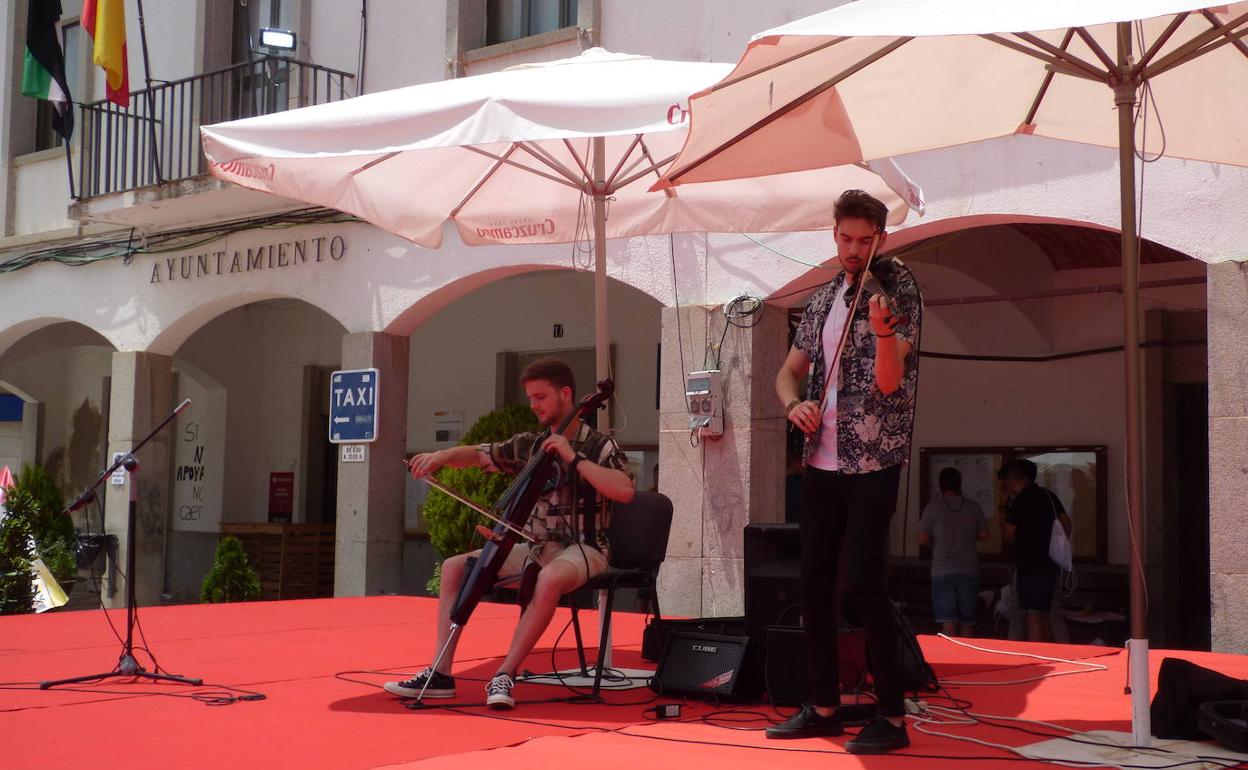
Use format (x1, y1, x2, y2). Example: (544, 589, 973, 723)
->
(685, 370, 724, 440)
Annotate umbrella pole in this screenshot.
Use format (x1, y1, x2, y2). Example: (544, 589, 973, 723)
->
(1115, 22, 1150, 747)
(591, 135, 611, 436)
(591, 135, 613, 671)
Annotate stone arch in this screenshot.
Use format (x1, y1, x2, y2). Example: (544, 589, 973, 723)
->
(146, 291, 354, 356)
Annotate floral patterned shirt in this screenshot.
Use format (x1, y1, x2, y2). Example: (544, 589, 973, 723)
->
(793, 257, 922, 474)
(476, 422, 632, 554)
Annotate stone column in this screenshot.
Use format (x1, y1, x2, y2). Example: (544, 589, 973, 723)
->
(333, 332, 409, 596)
(1207, 261, 1248, 652)
(657, 303, 788, 618)
(104, 352, 174, 608)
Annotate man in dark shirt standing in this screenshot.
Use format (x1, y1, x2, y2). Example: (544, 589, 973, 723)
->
(999, 459, 1072, 642)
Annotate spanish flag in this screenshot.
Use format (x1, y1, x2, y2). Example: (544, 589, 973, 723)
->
(21, 0, 74, 140)
(82, 0, 129, 108)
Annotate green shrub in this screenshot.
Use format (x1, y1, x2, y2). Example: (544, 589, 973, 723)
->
(421, 403, 537, 594)
(0, 491, 35, 615)
(200, 536, 261, 603)
(1, 465, 77, 593)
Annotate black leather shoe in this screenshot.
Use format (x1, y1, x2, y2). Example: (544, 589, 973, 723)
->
(765, 704, 844, 739)
(846, 714, 910, 754)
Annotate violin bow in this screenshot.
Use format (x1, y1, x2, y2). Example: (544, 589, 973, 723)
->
(819, 231, 884, 411)
(403, 462, 538, 543)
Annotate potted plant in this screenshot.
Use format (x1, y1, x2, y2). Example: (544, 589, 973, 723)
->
(200, 536, 262, 603)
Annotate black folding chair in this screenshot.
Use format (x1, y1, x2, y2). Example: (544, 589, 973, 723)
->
(568, 491, 673, 697)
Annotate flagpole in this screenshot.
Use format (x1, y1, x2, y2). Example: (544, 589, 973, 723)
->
(134, 0, 163, 183)
(62, 134, 77, 199)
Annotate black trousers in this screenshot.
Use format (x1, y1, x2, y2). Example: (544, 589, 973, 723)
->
(799, 464, 905, 716)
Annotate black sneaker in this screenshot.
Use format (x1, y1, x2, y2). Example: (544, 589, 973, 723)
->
(765, 704, 845, 739)
(486, 672, 515, 709)
(846, 714, 910, 754)
(383, 667, 456, 699)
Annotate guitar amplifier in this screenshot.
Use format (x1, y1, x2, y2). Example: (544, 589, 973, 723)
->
(764, 624, 867, 707)
(650, 631, 752, 700)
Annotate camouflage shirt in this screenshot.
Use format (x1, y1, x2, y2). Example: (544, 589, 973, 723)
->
(793, 257, 922, 474)
(476, 421, 632, 554)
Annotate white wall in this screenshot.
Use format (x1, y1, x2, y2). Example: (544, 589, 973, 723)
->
(0, 344, 113, 521)
(13, 151, 76, 236)
(406, 268, 661, 449)
(175, 300, 344, 524)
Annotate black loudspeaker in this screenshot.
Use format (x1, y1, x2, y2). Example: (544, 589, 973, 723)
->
(641, 616, 746, 662)
(651, 631, 752, 700)
(764, 624, 867, 707)
(744, 524, 804, 639)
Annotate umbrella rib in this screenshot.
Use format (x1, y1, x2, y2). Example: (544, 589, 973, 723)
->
(634, 136, 676, 197)
(1147, 23, 1248, 78)
(1143, 9, 1248, 77)
(1024, 29, 1075, 126)
(604, 134, 644, 190)
(349, 151, 400, 176)
(1136, 13, 1190, 72)
(710, 36, 850, 92)
(1012, 32, 1111, 80)
(515, 141, 587, 188)
(450, 144, 517, 218)
(1072, 27, 1119, 73)
(1200, 9, 1248, 61)
(461, 145, 582, 190)
(980, 34, 1104, 81)
(615, 152, 678, 190)
(561, 138, 595, 186)
(666, 36, 911, 186)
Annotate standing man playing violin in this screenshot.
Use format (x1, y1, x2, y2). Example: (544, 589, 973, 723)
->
(769, 190, 923, 754)
(386, 357, 634, 709)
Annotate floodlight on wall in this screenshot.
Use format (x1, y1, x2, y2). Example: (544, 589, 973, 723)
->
(259, 28, 297, 52)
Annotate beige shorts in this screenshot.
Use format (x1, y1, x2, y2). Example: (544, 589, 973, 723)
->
(469, 541, 609, 589)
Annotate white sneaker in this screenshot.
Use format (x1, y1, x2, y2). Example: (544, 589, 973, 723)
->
(485, 672, 515, 709)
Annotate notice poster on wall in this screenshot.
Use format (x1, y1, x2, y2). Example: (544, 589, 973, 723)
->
(269, 472, 294, 523)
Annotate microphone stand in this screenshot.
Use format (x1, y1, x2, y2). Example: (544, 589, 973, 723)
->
(41, 399, 202, 689)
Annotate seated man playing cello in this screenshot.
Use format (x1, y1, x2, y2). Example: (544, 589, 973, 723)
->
(386, 357, 634, 709)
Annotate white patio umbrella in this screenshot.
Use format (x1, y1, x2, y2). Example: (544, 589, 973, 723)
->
(201, 48, 924, 433)
(658, 1, 1248, 744)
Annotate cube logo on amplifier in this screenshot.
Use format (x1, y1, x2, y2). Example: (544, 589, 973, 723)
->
(651, 631, 754, 700)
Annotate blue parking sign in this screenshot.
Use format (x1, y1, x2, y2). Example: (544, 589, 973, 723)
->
(329, 368, 379, 443)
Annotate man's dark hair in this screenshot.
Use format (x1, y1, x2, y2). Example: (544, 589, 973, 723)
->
(938, 467, 962, 494)
(834, 189, 888, 233)
(998, 459, 1038, 484)
(520, 356, 576, 396)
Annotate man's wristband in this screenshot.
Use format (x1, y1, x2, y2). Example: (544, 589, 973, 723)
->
(569, 453, 587, 472)
(875, 330, 897, 338)
(784, 399, 802, 416)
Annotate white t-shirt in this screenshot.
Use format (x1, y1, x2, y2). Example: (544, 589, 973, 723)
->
(807, 282, 850, 471)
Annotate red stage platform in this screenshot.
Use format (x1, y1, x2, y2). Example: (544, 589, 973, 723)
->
(2, 596, 1246, 769)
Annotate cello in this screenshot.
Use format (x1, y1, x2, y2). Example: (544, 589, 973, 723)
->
(411, 378, 615, 702)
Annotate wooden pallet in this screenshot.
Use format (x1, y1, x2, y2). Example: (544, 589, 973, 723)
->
(221, 523, 336, 600)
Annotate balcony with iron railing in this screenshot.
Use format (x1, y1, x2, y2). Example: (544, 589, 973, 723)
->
(69, 56, 353, 226)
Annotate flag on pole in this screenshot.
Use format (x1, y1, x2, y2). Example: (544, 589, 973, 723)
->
(82, 0, 129, 108)
(21, 0, 75, 140)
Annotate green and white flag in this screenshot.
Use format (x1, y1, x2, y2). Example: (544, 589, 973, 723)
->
(21, 0, 74, 141)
